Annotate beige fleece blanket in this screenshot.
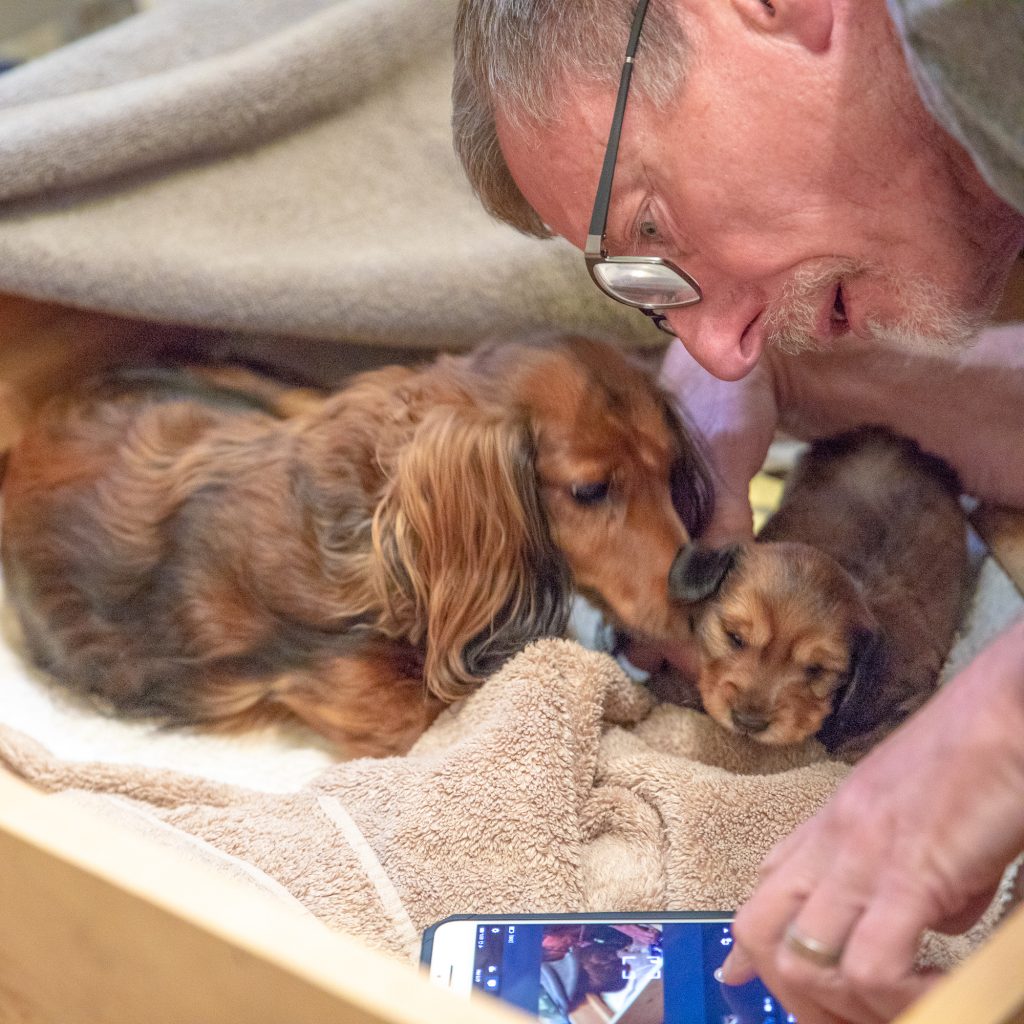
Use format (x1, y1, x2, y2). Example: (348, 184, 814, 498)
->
(0, 637, 1003, 968)
(0, 0, 657, 353)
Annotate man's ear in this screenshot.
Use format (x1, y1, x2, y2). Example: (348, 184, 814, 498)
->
(730, 0, 834, 52)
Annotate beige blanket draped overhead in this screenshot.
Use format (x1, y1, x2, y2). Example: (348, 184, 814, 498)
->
(0, 0, 658, 352)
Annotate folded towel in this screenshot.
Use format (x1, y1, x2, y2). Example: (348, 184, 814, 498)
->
(0, 638, 999, 968)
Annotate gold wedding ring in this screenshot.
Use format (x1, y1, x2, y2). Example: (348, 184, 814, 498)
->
(783, 923, 844, 968)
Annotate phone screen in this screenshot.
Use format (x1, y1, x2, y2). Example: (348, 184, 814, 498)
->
(425, 917, 794, 1024)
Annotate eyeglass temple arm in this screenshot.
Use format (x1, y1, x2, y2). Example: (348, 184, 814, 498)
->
(585, 0, 653, 254)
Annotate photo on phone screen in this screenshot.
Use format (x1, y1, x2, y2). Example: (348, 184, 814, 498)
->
(423, 914, 795, 1024)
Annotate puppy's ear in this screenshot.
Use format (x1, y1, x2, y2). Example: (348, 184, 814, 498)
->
(668, 543, 740, 603)
(372, 402, 570, 702)
(818, 624, 888, 754)
(838, 625, 887, 712)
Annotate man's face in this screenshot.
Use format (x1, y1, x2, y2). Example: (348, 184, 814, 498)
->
(496, 1, 1023, 382)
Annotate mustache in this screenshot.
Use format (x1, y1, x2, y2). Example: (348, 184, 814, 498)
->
(762, 259, 865, 355)
(762, 260, 984, 355)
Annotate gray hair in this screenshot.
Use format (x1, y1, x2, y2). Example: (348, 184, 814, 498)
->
(452, 1, 691, 237)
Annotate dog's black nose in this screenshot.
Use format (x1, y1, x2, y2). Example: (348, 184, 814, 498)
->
(731, 708, 771, 735)
(669, 543, 739, 602)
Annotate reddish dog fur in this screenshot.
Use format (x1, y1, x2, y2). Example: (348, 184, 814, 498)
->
(1, 337, 712, 756)
(670, 427, 967, 760)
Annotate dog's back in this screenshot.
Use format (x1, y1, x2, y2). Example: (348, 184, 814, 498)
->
(759, 426, 968, 755)
(1, 371, 297, 715)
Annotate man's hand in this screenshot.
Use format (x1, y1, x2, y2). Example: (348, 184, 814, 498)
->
(719, 617, 1024, 1024)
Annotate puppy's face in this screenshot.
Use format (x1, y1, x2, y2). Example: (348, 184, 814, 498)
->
(511, 338, 712, 642)
(689, 542, 877, 746)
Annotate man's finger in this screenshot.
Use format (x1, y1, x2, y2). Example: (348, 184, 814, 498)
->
(839, 896, 944, 1022)
(933, 889, 995, 934)
(781, 850, 876, 972)
(718, 943, 757, 986)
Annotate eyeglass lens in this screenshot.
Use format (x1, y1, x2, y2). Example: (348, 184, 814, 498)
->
(591, 260, 700, 307)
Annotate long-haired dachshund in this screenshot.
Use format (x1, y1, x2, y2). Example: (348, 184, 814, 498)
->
(670, 426, 967, 760)
(1, 336, 713, 757)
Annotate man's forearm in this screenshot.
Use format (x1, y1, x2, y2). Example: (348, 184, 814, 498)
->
(770, 323, 1024, 509)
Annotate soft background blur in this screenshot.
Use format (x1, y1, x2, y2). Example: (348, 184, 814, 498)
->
(0, 1, 148, 64)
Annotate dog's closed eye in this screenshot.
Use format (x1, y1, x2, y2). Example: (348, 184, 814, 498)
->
(570, 481, 611, 506)
(725, 630, 745, 650)
(805, 662, 839, 698)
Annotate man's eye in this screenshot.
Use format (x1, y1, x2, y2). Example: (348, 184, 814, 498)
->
(639, 218, 660, 239)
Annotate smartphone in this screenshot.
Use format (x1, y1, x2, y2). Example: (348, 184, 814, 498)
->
(422, 912, 795, 1024)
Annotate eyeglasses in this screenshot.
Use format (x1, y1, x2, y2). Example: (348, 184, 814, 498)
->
(584, 0, 702, 335)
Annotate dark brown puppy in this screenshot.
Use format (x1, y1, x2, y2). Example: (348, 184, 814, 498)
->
(670, 427, 968, 760)
(2, 337, 713, 757)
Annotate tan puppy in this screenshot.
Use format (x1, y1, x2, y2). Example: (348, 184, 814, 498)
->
(669, 427, 968, 760)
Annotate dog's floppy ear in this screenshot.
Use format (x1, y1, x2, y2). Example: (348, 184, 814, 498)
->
(668, 543, 740, 603)
(818, 624, 888, 753)
(657, 392, 715, 540)
(372, 402, 570, 702)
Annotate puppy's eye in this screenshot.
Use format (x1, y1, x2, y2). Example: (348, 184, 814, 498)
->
(804, 664, 824, 681)
(570, 481, 610, 506)
(725, 630, 745, 650)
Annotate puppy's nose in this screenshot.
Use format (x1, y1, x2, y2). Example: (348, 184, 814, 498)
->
(731, 707, 771, 735)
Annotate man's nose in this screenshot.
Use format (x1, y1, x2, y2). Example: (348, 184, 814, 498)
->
(661, 295, 768, 382)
